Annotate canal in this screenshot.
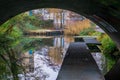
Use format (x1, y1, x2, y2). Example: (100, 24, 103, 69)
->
(18, 36, 105, 80)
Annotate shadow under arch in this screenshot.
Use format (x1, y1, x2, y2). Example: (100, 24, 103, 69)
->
(0, 0, 120, 80)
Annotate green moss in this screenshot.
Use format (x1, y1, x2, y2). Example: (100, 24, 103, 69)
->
(79, 26, 119, 72)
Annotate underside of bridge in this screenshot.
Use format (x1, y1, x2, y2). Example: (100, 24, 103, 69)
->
(0, 0, 120, 80)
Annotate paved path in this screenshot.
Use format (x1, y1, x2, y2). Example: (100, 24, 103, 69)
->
(56, 42, 105, 80)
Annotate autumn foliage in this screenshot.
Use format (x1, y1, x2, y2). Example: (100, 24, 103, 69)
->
(64, 19, 90, 35)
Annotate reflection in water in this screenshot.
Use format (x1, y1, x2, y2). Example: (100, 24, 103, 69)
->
(18, 36, 105, 80)
(91, 52, 106, 74)
(19, 36, 71, 80)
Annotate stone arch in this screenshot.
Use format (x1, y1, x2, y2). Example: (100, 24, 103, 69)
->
(0, 0, 120, 80)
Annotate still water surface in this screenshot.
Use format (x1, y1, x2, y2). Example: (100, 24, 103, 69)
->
(19, 36, 105, 80)
(19, 36, 74, 80)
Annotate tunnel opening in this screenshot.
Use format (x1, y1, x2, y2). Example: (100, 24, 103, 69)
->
(0, 8, 119, 80)
(0, 0, 120, 80)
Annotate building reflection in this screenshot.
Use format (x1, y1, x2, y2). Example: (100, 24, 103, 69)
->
(48, 47, 63, 65)
(18, 36, 74, 80)
(48, 37, 65, 66)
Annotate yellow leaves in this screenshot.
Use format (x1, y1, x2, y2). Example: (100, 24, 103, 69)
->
(47, 8, 62, 13)
(64, 19, 90, 35)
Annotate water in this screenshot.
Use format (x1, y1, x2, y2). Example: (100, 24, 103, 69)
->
(91, 52, 106, 74)
(18, 36, 73, 80)
(17, 36, 105, 80)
